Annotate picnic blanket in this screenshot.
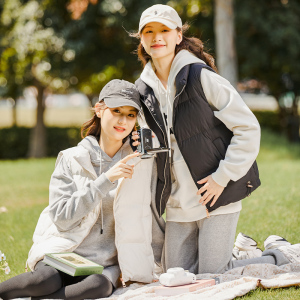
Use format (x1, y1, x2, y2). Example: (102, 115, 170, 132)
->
(101, 262, 300, 299)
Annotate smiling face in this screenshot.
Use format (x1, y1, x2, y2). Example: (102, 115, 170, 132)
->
(140, 22, 182, 61)
(99, 106, 138, 143)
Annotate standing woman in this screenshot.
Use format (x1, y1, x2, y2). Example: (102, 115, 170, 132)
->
(0, 80, 142, 300)
(132, 4, 300, 275)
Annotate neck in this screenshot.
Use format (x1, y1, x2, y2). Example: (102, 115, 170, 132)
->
(99, 135, 123, 158)
(152, 53, 175, 89)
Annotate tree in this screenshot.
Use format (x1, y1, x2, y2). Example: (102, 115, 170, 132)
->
(0, 0, 74, 157)
(214, 0, 238, 87)
(235, 0, 300, 142)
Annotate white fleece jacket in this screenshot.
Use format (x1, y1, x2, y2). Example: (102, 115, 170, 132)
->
(140, 50, 261, 222)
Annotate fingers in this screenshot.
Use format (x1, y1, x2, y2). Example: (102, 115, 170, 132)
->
(197, 183, 208, 195)
(197, 177, 208, 185)
(131, 130, 155, 139)
(132, 141, 140, 146)
(210, 194, 220, 207)
(199, 192, 215, 206)
(131, 132, 140, 141)
(120, 152, 140, 163)
(120, 164, 135, 179)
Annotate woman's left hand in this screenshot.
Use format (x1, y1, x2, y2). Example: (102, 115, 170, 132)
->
(197, 175, 224, 207)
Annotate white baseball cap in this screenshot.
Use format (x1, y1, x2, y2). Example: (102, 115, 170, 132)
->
(138, 4, 182, 34)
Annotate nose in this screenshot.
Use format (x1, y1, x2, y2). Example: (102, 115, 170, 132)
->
(118, 115, 126, 124)
(153, 32, 162, 42)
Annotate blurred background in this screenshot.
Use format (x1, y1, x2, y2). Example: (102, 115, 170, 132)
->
(0, 2, 300, 295)
(0, 0, 299, 158)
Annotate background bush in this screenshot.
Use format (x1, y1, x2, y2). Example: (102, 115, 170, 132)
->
(0, 110, 280, 159)
(0, 127, 81, 159)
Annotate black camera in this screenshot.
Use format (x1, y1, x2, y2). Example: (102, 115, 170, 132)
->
(137, 128, 169, 159)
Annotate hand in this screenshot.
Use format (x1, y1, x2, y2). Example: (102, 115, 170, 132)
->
(131, 130, 155, 147)
(105, 152, 140, 182)
(197, 175, 224, 207)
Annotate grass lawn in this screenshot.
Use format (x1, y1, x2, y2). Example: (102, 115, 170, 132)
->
(0, 129, 299, 298)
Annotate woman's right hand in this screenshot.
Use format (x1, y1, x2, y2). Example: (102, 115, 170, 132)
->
(105, 152, 140, 182)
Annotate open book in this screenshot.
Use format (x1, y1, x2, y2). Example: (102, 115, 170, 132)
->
(43, 252, 104, 276)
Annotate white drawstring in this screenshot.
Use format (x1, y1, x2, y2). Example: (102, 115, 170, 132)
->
(99, 149, 104, 234)
(156, 78, 172, 158)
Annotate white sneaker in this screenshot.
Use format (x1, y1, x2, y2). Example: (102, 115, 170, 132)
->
(264, 235, 291, 250)
(232, 232, 263, 260)
(277, 244, 300, 264)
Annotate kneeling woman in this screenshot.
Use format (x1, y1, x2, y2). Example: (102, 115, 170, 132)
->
(0, 80, 142, 300)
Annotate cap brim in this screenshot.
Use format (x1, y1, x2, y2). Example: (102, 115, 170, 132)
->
(139, 17, 178, 33)
(104, 98, 141, 112)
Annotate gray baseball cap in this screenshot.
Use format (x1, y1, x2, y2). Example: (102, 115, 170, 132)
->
(99, 79, 142, 112)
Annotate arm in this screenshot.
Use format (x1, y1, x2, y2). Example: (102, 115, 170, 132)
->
(49, 151, 140, 231)
(48, 154, 115, 231)
(201, 68, 261, 187)
(197, 69, 261, 206)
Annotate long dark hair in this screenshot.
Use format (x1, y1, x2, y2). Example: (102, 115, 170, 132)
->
(132, 24, 217, 72)
(80, 101, 105, 139)
(81, 101, 137, 142)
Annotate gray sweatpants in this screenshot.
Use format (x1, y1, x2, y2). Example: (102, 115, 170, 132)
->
(162, 212, 289, 274)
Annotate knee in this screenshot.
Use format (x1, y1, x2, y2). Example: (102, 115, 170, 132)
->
(28, 267, 61, 295)
(88, 274, 113, 298)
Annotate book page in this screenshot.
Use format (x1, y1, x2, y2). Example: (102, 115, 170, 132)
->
(53, 253, 98, 267)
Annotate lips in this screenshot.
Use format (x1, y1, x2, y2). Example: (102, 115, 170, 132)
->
(114, 126, 126, 132)
(151, 44, 165, 48)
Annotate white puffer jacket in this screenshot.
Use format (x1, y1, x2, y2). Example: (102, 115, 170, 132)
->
(27, 144, 157, 283)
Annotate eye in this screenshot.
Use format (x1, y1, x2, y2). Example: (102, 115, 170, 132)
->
(144, 30, 152, 34)
(113, 109, 120, 113)
(162, 29, 169, 32)
(128, 113, 136, 118)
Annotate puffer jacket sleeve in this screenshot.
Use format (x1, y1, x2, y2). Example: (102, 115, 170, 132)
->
(48, 153, 115, 231)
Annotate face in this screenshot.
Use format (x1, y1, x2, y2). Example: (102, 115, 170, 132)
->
(140, 22, 182, 61)
(98, 106, 138, 142)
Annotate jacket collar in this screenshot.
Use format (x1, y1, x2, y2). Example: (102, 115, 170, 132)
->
(136, 64, 190, 99)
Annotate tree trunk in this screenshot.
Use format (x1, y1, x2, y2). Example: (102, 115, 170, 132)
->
(288, 96, 300, 143)
(12, 99, 17, 126)
(27, 84, 47, 157)
(214, 0, 238, 88)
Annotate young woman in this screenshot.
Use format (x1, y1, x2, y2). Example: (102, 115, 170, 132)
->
(132, 4, 300, 275)
(0, 80, 143, 300)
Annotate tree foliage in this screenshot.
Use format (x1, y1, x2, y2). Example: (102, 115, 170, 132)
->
(235, 0, 300, 141)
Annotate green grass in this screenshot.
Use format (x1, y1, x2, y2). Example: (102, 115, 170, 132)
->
(0, 129, 300, 299)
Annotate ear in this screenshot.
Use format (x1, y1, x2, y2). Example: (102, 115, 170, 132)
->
(177, 31, 183, 45)
(95, 103, 102, 118)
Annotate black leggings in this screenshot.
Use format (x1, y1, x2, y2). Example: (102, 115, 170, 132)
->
(0, 261, 113, 300)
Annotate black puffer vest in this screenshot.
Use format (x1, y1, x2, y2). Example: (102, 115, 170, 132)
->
(136, 63, 261, 217)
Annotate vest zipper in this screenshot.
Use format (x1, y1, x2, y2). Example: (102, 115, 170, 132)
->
(144, 96, 169, 216)
(172, 83, 186, 130)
